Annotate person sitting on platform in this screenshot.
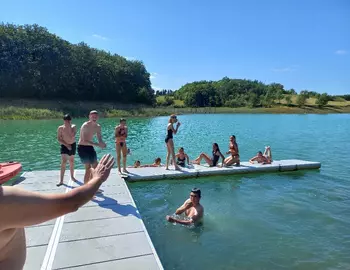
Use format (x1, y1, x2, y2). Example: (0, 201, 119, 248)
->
(192, 143, 225, 167)
(249, 146, 272, 164)
(0, 154, 115, 270)
(166, 188, 204, 225)
(171, 147, 190, 167)
(223, 135, 240, 167)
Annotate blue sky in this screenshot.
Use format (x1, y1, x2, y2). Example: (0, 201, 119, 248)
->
(1, 0, 349, 94)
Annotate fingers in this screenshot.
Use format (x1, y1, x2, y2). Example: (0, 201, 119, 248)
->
(106, 155, 115, 169)
(97, 154, 115, 169)
(99, 154, 108, 165)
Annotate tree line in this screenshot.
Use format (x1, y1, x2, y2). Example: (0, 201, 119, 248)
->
(0, 23, 155, 105)
(170, 77, 341, 108)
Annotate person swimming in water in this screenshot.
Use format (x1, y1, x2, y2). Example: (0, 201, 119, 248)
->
(165, 114, 181, 170)
(172, 147, 190, 167)
(192, 143, 225, 167)
(223, 135, 240, 166)
(249, 146, 273, 164)
(166, 188, 204, 225)
(115, 118, 129, 174)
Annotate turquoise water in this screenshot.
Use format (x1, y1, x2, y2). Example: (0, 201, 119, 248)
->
(1, 114, 350, 269)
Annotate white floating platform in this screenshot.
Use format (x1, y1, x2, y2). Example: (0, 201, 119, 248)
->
(123, 159, 321, 182)
(14, 169, 163, 270)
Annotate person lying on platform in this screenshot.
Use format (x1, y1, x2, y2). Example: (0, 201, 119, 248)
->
(129, 158, 162, 168)
(192, 143, 225, 167)
(0, 154, 115, 270)
(249, 146, 272, 164)
(171, 147, 190, 167)
(166, 188, 204, 225)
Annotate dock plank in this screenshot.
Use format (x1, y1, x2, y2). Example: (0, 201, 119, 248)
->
(14, 170, 163, 270)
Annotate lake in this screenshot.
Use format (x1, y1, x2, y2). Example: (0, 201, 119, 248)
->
(1, 114, 350, 269)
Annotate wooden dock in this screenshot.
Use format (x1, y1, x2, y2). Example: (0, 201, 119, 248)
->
(122, 159, 321, 182)
(15, 169, 164, 270)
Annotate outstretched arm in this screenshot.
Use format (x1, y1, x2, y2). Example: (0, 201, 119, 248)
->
(0, 154, 114, 230)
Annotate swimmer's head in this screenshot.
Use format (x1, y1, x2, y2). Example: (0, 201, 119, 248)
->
(63, 114, 72, 122)
(169, 114, 177, 123)
(154, 157, 161, 165)
(89, 110, 99, 122)
(230, 135, 236, 141)
(120, 118, 126, 125)
(134, 160, 141, 168)
(190, 188, 201, 204)
(257, 151, 263, 156)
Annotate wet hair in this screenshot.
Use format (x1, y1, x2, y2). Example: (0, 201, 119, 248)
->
(134, 160, 141, 165)
(63, 114, 72, 121)
(258, 151, 263, 155)
(213, 143, 220, 152)
(231, 135, 236, 139)
(191, 188, 201, 198)
(120, 118, 126, 123)
(154, 157, 161, 164)
(179, 147, 184, 151)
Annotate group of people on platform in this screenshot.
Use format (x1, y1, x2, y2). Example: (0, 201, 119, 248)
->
(56, 111, 273, 186)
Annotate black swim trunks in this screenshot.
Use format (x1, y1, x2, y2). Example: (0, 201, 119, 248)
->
(77, 145, 97, 164)
(60, 142, 76, 156)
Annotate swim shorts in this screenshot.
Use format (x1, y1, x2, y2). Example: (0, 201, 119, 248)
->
(60, 142, 76, 156)
(77, 145, 97, 164)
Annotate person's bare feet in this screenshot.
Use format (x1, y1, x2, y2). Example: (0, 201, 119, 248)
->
(192, 160, 200, 165)
(71, 176, 78, 182)
(123, 169, 129, 173)
(175, 166, 181, 171)
(56, 182, 63, 187)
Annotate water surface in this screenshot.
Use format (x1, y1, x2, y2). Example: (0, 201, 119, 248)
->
(1, 114, 349, 269)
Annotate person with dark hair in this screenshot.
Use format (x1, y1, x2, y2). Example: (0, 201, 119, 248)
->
(249, 146, 272, 164)
(115, 118, 129, 174)
(56, 114, 77, 186)
(192, 143, 225, 167)
(224, 135, 240, 166)
(166, 188, 204, 225)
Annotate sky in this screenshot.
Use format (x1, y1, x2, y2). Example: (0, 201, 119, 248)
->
(1, 0, 349, 94)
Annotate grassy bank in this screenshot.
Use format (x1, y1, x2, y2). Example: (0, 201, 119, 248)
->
(0, 98, 350, 120)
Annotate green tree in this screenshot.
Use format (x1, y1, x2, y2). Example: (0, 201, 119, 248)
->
(285, 95, 292, 106)
(296, 94, 307, 107)
(315, 93, 329, 107)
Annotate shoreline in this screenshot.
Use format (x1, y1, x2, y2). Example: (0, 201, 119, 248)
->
(0, 99, 350, 120)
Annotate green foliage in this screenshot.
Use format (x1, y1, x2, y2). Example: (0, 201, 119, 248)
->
(296, 94, 307, 107)
(0, 23, 155, 105)
(285, 95, 292, 106)
(315, 93, 329, 107)
(156, 95, 174, 106)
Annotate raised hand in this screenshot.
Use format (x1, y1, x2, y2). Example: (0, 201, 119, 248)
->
(91, 154, 115, 182)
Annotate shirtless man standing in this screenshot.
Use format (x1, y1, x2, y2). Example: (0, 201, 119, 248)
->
(166, 188, 204, 225)
(0, 154, 115, 270)
(57, 114, 77, 186)
(115, 118, 128, 174)
(77, 110, 106, 184)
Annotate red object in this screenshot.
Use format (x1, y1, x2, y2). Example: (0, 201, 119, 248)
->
(0, 162, 22, 184)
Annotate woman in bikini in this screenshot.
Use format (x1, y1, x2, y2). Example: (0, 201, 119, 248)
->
(115, 118, 129, 174)
(224, 135, 240, 166)
(165, 114, 181, 170)
(192, 143, 225, 167)
(173, 147, 190, 167)
(249, 146, 272, 164)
